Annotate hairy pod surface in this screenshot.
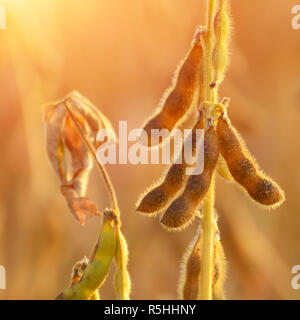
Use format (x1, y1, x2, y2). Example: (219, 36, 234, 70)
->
(142, 27, 205, 147)
(136, 113, 205, 214)
(212, 238, 227, 300)
(178, 228, 202, 300)
(114, 228, 131, 300)
(161, 123, 219, 229)
(217, 115, 285, 207)
(114, 268, 131, 300)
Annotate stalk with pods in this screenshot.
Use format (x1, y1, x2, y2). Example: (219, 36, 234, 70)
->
(137, 0, 285, 300)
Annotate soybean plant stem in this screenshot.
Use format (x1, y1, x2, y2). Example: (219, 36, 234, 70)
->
(200, 0, 217, 300)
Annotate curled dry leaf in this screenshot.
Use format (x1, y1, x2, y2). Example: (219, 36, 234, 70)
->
(44, 91, 117, 225)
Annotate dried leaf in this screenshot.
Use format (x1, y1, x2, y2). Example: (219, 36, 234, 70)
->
(44, 103, 67, 181)
(43, 92, 117, 225)
(63, 114, 92, 196)
(66, 91, 117, 147)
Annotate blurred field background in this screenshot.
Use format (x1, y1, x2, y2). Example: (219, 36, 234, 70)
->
(0, 0, 300, 300)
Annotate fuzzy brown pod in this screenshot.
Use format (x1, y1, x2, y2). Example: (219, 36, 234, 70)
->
(44, 92, 117, 225)
(178, 227, 202, 300)
(141, 27, 206, 147)
(216, 114, 285, 208)
(160, 122, 219, 230)
(136, 112, 205, 215)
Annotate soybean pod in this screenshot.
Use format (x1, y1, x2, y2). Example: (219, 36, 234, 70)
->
(142, 27, 205, 147)
(137, 112, 205, 214)
(161, 122, 219, 229)
(216, 115, 285, 207)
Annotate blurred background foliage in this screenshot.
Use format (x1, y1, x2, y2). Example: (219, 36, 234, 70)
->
(0, 0, 299, 299)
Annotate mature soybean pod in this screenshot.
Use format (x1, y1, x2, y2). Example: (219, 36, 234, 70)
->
(137, 113, 205, 214)
(160, 123, 219, 229)
(178, 228, 202, 300)
(216, 115, 285, 207)
(142, 27, 205, 147)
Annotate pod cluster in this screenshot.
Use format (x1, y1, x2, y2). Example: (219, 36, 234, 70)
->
(137, 104, 285, 231)
(137, 20, 285, 231)
(137, 111, 220, 231)
(136, 0, 285, 301)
